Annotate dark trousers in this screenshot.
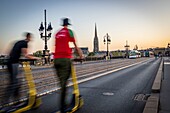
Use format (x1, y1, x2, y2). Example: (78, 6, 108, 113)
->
(54, 58, 71, 113)
(4, 63, 20, 104)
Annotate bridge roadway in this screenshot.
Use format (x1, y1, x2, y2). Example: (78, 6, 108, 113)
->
(0, 58, 152, 100)
(23, 58, 161, 113)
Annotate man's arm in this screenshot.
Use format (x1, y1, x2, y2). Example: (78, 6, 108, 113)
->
(73, 42, 83, 59)
(69, 29, 83, 59)
(22, 48, 40, 59)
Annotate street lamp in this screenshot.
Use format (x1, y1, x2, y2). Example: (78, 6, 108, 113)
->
(168, 43, 170, 48)
(39, 9, 53, 64)
(124, 40, 130, 58)
(103, 33, 111, 59)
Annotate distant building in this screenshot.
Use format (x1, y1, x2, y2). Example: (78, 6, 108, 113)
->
(71, 47, 89, 57)
(93, 51, 106, 57)
(111, 50, 126, 58)
(93, 23, 99, 53)
(154, 47, 165, 56)
(80, 47, 89, 57)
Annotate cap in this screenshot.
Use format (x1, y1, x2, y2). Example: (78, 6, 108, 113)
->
(61, 18, 71, 26)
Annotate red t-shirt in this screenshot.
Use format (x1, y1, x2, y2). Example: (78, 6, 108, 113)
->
(54, 27, 75, 59)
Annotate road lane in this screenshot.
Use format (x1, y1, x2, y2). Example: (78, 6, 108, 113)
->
(0, 58, 150, 103)
(26, 58, 161, 113)
(76, 58, 161, 113)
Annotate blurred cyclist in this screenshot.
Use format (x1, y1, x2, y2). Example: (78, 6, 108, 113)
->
(3, 32, 39, 105)
(54, 18, 82, 113)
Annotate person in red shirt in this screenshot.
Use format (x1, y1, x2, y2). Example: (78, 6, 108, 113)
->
(54, 18, 82, 113)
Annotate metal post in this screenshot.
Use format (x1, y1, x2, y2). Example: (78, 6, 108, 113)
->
(103, 33, 111, 60)
(106, 33, 109, 57)
(44, 10, 47, 51)
(124, 40, 130, 58)
(39, 9, 52, 64)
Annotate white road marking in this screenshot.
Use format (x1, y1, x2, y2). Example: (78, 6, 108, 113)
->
(164, 62, 170, 65)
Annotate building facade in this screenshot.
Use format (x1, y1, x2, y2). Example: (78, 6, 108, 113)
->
(71, 47, 89, 57)
(152, 43, 170, 56)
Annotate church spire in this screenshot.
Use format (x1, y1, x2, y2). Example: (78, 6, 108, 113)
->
(95, 23, 97, 37)
(93, 23, 99, 53)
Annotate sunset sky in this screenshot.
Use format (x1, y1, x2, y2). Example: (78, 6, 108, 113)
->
(0, 0, 170, 54)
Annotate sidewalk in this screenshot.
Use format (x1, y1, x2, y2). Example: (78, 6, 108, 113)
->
(143, 57, 170, 113)
(159, 58, 170, 113)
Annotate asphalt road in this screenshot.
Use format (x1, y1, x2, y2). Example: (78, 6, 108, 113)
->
(25, 58, 161, 113)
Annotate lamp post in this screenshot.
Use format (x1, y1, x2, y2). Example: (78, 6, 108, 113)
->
(167, 43, 170, 48)
(166, 43, 170, 56)
(103, 33, 111, 59)
(124, 40, 130, 58)
(39, 9, 53, 64)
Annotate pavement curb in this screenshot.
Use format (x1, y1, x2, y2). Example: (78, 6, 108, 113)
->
(143, 58, 163, 113)
(152, 60, 163, 93)
(143, 94, 159, 113)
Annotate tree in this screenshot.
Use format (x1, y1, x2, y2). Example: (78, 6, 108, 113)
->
(33, 50, 43, 57)
(88, 52, 95, 56)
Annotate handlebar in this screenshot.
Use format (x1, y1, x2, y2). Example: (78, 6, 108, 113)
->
(72, 58, 85, 62)
(19, 59, 37, 62)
